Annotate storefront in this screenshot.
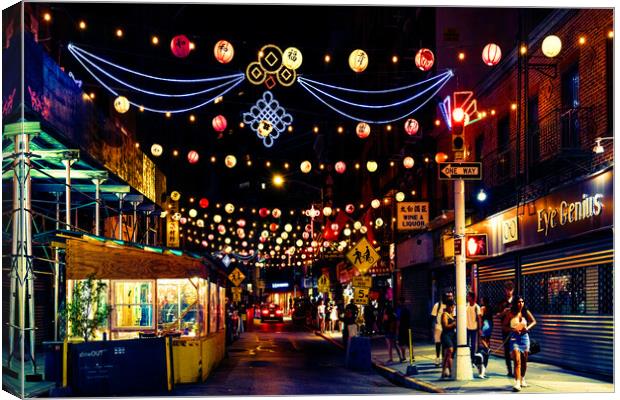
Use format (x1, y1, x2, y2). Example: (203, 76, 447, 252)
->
(471, 168, 613, 377)
(62, 232, 228, 384)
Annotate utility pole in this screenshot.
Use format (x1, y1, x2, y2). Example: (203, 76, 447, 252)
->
(451, 108, 473, 380)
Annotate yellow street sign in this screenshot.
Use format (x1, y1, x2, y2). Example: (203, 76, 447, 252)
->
(317, 274, 330, 293)
(353, 286, 370, 305)
(346, 237, 379, 274)
(352, 276, 372, 288)
(228, 267, 246, 287)
(231, 287, 242, 302)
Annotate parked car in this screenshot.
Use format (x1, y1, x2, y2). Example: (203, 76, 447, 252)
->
(291, 299, 311, 326)
(260, 304, 284, 322)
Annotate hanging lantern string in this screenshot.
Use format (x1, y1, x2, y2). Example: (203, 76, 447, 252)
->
(70, 46, 244, 98)
(69, 44, 245, 113)
(297, 72, 453, 124)
(68, 43, 243, 83)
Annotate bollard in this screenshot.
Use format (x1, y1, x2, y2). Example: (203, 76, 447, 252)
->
(405, 328, 419, 376)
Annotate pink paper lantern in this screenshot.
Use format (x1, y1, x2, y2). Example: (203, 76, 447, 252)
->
(482, 43, 502, 66)
(335, 161, 347, 174)
(404, 118, 419, 136)
(356, 122, 371, 139)
(345, 204, 355, 214)
(415, 48, 435, 71)
(170, 34, 191, 58)
(187, 150, 200, 164)
(212, 115, 227, 132)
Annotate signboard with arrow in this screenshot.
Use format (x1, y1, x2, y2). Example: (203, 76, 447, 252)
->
(438, 162, 482, 180)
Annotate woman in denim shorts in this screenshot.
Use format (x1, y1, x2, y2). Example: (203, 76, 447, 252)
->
(508, 295, 537, 392)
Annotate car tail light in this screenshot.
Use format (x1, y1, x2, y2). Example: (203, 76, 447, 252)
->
(276, 310, 283, 315)
(262, 309, 268, 315)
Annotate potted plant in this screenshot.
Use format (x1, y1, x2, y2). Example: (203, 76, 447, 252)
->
(61, 276, 110, 342)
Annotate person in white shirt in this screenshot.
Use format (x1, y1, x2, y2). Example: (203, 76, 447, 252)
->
(430, 291, 454, 366)
(466, 291, 482, 366)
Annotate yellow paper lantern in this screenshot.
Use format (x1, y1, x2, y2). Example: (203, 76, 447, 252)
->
(225, 203, 235, 214)
(282, 47, 303, 70)
(300, 160, 312, 173)
(323, 207, 332, 217)
(225, 155, 237, 168)
(213, 214, 222, 223)
(189, 209, 198, 218)
(366, 161, 378, 172)
(170, 191, 181, 201)
(395, 192, 405, 202)
(354, 221, 362, 230)
(114, 96, 130, 113)
(542, 35, 562, 58)
(349, 49, 368, 72)
(375, 218, 384, 227)
(371, 199, 380, 209)
(150, 143, 163, 157)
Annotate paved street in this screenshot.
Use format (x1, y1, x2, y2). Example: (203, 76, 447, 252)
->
(172, 320, 415, 396)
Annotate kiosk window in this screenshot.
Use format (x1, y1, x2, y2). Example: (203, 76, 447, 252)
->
(157, 279, 202, 336)
(112, 281, 154, 329)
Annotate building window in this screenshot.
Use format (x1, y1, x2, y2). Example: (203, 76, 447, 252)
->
(157, 278, 204, 336)
(112, 281, 154, 329)
(475, 135, 484, 162)
(523, 267, 588, 315)
(528, 96, 540, 164)
(560, 63, 580, 148)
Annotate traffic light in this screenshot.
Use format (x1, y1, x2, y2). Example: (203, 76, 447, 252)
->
(465, 234, 488, 256)
(452, 107, 466, 156)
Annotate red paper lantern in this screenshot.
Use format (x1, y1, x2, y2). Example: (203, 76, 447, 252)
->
(199, 198, 209, 208)
(187, 150, 199, 164)
(217, 224, 226, 234)
(345, 204, 355, 214)
(269, 223, 279, 232)
(259, 236, 267, 243)
(214, 40, 234, 64)
(415, 48, 435, 71)
(259, 208, 270, 218)
(482, 43, 502, 66)
(435, 152, 449, 163)
(212, 115, 227, 132)
(404, 118, 419, 136)
(335, 161, 346, 174)
(170, 34, 191, 58)
(356, 122, 371, 139)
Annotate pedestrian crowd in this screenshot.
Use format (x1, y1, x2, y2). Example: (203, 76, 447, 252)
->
(429, 281, 537, 391)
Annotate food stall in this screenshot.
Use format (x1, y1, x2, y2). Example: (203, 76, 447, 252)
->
(60, 232, 227, 389)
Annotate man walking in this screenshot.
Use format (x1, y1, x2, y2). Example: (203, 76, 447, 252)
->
(466, 291, 481, 365)
(495, 281, 515, 376)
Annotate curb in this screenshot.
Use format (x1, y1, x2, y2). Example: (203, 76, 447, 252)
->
(371, 359, 445, 394)
(313, 330, 444, 393)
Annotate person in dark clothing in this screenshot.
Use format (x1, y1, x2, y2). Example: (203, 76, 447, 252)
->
(383, 303, 404, 363)
(440, 300, 457, 378)
(495, 281, 515, 376)
(341, 299, 359, 346)
(363, 302, 376, 335)
(395, 297, 412, 362)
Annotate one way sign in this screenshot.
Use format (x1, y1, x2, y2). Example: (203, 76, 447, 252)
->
(438, 162, 482, 180)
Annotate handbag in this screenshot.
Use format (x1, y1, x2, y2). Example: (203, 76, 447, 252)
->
(529, 337, 541, 355)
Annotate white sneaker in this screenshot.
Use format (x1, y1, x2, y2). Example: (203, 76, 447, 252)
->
(512, 380, 521, 392)
(479, 365, 486, 379)
(435, 357, 441, 366)
(521, 378, 528, 387)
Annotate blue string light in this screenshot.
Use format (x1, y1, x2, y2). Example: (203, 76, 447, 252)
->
(69, 46, 244, 98)
(298, 71, 452, 94)
(297, 72, 452, 109)
(69, 45, 245, 113)
(297, 73, 453, 124)
(439, 95, 452, 130)
(68, 43, 242, 83)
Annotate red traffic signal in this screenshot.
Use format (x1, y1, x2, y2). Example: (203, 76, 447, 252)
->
(466, 234, 488, 256)
(452, 107, 466, 124)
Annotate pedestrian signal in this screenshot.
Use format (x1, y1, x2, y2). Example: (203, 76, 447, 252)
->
(465, 234, 488, 257)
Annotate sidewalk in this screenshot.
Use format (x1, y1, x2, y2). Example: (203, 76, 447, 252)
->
(315, 330, 613, 394)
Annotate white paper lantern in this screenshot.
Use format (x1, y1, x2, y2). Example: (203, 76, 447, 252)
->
(189, 209, 198, 218)
(371, 199, 381, 209)
(114, 96, 130, 113)
(150, 143, 163, 157)
(542, 35, 562, 58)
(323, 207, 332, 217)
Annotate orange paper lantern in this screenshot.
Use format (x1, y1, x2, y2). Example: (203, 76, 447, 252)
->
(415, 48, 435, 71)
(356, 122, 371, 139)
(214, 40, 234, 64)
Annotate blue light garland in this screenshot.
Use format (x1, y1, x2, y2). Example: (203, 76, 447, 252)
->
(69, 46, 244, 98)
(297, 71, 453, 124)
(298, 71, 452, 94)
(68, 44, 245, 114)
(298, 72, 452, 109)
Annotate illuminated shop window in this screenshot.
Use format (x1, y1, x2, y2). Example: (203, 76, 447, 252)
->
(112, 281, 154, 329)
(67, 279, 110, 340)
(157, 278, 204, 336)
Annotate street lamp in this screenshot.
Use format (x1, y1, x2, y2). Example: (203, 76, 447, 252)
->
(593, 137, 613, 154)
(476, 189, 488, 202)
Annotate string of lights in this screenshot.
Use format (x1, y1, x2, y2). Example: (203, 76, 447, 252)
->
(69, 46, 244, 98)
(297, 72, 453, 123)
(68, 43, 242, 83)
(69, 46, 246, 113)
(297, 72, 452, 109)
